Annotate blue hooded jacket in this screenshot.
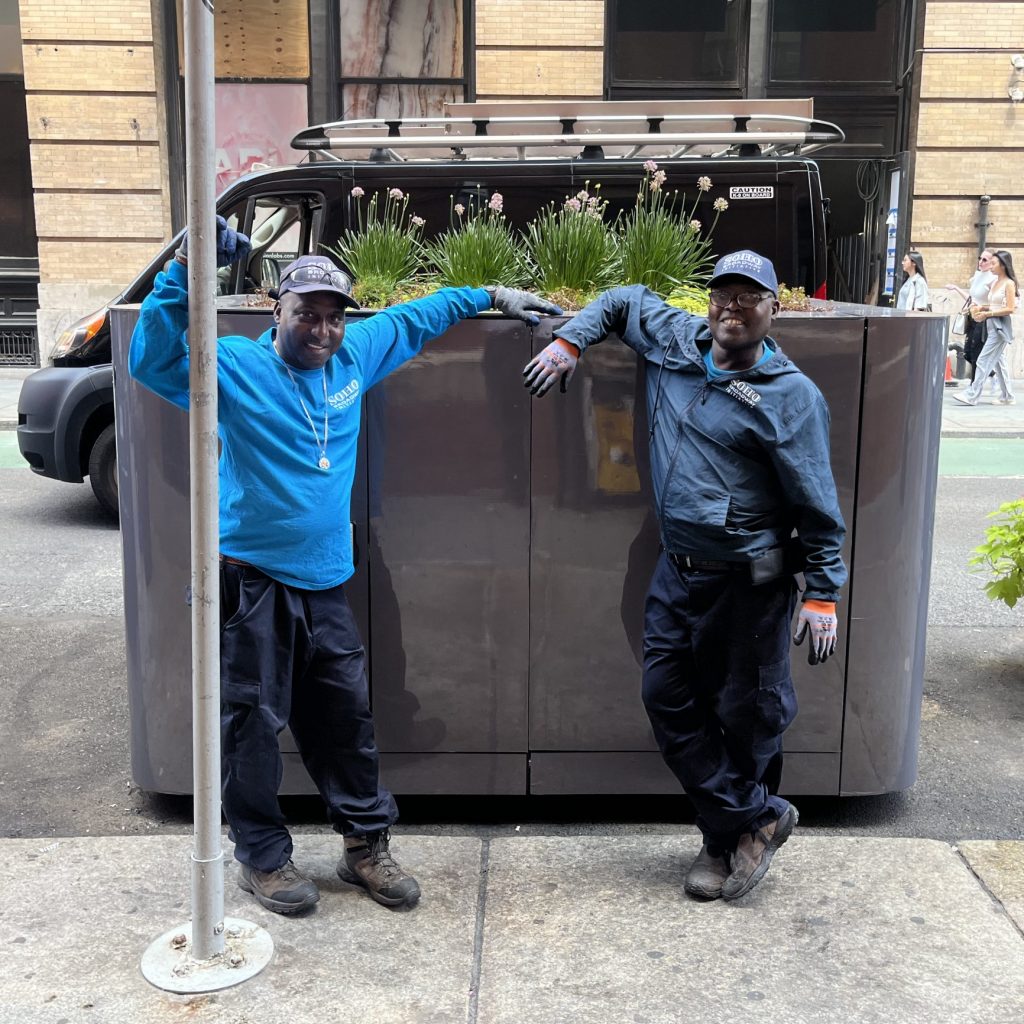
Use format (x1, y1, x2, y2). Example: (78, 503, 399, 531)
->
(555, 285, 847, 602)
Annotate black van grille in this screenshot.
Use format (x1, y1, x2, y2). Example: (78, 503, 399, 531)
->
(0, 326, 39, 366)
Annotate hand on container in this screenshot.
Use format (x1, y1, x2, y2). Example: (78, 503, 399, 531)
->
(793, 600, 838, 666)
(175, 215, 252, 269)
(485, 286, 564, 325)
(523, 338, 579, 396)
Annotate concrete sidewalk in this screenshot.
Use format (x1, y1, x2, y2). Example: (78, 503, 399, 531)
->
(3, 832, 1023, 1023)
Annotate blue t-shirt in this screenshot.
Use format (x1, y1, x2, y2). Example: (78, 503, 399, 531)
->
(703, 341, 775, 380)
(129, 259, 491, 589)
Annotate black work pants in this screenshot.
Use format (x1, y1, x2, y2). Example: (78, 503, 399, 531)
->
(641, 553, 797, 851)
(219, 561, 397, 872)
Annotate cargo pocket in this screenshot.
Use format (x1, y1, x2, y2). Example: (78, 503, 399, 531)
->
(219, 567, 274, 706)
(755, 659, 797, 735)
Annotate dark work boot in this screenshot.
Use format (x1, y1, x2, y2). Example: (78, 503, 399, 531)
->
(237, 859, 320, 914)
(683, 843, 731, 900)
(337, 829, 421, 908)
(722, 804, 799, 901)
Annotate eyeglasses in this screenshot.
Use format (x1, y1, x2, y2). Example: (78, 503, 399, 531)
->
(708, 289, 773, 309)
(281, 264, 353, 291)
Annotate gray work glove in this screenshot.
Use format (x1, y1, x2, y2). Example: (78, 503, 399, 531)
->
(793, 600, 838, 666)
(175, 215, 252, 269)
(523, 338, 579, 396)
(485, 286, 563, 325)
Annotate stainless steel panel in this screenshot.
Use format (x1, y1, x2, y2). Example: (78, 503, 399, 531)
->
(112, 305, 369, 795)
(529, 313, 862, 755)
(368, 317, 532, 753)
(529, 751, 840, 795)
(841, 313, 946, 794)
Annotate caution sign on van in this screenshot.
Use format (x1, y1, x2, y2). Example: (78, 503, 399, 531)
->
(729, 186, 775, 200)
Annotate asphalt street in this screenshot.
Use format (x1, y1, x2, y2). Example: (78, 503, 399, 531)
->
(1, 423, 1021, 846)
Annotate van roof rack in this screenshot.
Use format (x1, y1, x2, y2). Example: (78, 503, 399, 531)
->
(291, 100, 844, 163)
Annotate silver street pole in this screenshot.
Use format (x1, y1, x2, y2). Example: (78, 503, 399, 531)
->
(142, 0, 272, 990)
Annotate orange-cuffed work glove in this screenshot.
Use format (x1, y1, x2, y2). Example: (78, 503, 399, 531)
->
(522, 338, 579, 396)
(793, 600, 838, 666)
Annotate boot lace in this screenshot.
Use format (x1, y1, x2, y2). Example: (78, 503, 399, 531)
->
(367, 829, 402, 879)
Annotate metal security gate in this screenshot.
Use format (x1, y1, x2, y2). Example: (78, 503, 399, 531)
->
(0, 323, 38, 366)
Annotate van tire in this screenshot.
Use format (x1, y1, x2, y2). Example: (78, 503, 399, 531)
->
(88, 423, 119, 519)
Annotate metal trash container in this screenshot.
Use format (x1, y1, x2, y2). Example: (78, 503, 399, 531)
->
(111, 303, 946, 797)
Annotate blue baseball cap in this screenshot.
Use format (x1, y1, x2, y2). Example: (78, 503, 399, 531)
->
(708, 250, 779, 296)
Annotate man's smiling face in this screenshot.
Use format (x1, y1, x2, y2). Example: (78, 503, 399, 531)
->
(707, 275, 780, 369)
(273, 291, 347, 370)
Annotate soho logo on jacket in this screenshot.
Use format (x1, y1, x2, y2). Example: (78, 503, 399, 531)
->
(725, 379, 762, 408)
(328, 379, 360, 411)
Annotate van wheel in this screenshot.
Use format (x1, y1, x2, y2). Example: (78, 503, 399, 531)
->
(88, 423, 119, 519)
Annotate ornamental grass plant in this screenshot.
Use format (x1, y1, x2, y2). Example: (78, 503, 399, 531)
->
(326, 186, 426, 308)
(524, 184, 620, 310)
(615, 163, 724, 298)
(421, 193, 531, 288)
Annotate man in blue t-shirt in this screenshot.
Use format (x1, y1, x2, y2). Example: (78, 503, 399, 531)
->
(522, 251, 847, 902)
(130, 218, 560, 915)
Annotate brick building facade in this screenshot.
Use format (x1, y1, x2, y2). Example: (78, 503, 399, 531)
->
(7, 1, 1022, 369)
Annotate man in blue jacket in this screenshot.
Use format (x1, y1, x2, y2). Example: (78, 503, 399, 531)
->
(524, 250, 846, 901)
(130, 219, 560, 915)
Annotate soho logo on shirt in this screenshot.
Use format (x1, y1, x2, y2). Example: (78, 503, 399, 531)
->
(725, 380, 762, 408)
(327, 379, 360, 411)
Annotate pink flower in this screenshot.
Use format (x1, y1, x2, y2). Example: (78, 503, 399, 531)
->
(713, 197, 729, 212)
(411, 215, 425, 227)
(643, 159, 659, 173)
(576, 189, 590, 202)
(350, 186, 365, 198)
(388, 187, 404, 200)
(454, 203, 465, 216)
(689, 219, 702, 232)
(563, 197, 583, 213)
(648, 170, 667, 193)
(697, 176, 712, 192)
(488, 192, 504, 212)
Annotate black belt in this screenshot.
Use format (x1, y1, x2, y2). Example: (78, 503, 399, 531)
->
(219, 554, 252, 568)
(668, 553, 747, 573)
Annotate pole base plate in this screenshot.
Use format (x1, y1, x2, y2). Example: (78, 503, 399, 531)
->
(141, 916, 273, 994)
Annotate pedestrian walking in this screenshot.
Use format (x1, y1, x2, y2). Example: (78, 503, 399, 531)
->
(896, 250, 930, 310)
(129, 217, 561, 914)
(954, 248, 1017, 406)
(946, 249, 996, 390)
(522, 250, 847, 901)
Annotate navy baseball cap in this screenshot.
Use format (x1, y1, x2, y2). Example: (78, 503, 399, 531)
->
(708, 250, 779, 296)
(272, 255, 360, 309)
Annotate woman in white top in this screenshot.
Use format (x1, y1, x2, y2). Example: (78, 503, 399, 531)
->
(946, 249, 996, 384)
(896, 251, 930, 310)
(953, 249, 1016, 406)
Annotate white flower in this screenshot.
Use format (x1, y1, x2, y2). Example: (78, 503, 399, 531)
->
(410, 215, 425, 227)
(388, 187, 404, 200)
(563, 197, 583, 213)
(488, 192, 504, 212)
(576, 189, 590, 202)
(689, 219, 702, 232)
(643, 159, 659, 173)
(713, 197, 729, 212)
(350, 186, 365, 198)
(454, 203, 465, 216)
(648, 170, 667, 193)
(697, 176, 712, 192)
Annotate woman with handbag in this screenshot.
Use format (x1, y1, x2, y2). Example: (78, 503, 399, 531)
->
(946, 249, 996, 385)
(896, 251, 930, 310)
(953, 249, 1017, 406)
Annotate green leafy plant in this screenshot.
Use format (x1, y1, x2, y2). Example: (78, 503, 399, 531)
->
(524, 184, 619, 309)
(422, 192, 531, 288)
(970, 499, 1024, 608)
(666, 285, 710, 315)
(326, 186, 426, 307)
(614, 164, 724, 298)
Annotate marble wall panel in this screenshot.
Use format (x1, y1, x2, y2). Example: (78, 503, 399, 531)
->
(341, 0, 463, 79)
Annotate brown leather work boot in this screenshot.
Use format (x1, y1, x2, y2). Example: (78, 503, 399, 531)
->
(337, 829, 421, 908)
(722, 804, 799, 901)
(683, 844, 731, 900)
(237, 859, 320, 914)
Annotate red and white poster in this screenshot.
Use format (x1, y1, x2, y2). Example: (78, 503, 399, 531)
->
(215, 83, 309, 192)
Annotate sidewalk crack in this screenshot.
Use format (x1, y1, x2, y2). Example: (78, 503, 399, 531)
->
(953, 845, 1024, 942)
(467, 838, 491, 1024)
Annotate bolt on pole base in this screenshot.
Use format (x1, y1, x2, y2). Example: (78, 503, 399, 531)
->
(141, 917, 273, 994)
